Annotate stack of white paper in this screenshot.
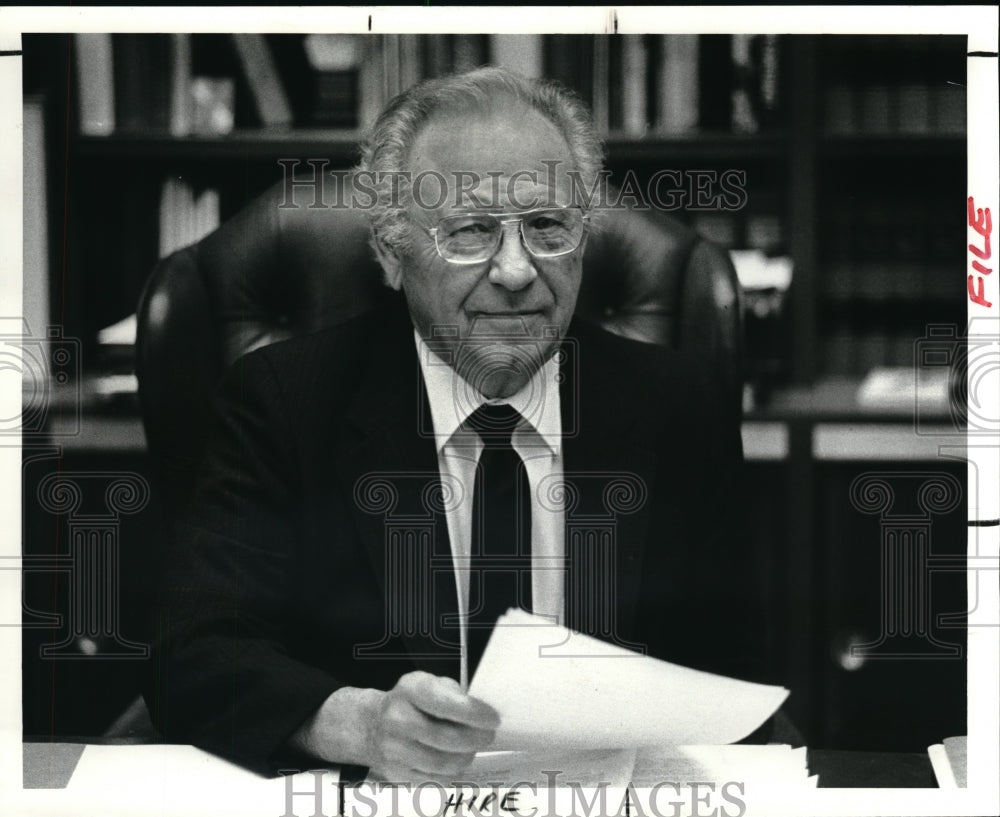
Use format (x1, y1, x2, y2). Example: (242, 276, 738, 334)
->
(633, 744, 816, 788)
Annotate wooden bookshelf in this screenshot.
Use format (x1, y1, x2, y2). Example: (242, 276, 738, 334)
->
(30, 32, 969, 385)
(72, 129, 365, 161)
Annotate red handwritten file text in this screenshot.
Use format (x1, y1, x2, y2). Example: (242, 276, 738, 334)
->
(968, 196, 993, 308)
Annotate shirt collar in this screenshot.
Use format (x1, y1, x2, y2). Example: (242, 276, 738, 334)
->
(414, 329, 561, 455)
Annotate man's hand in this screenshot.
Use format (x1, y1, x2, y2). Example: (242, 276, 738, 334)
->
(366, 672, 500, 783)
(286, 672, 499, 783)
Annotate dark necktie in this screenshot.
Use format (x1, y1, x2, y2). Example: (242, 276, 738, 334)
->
(466, 403, 532, 681)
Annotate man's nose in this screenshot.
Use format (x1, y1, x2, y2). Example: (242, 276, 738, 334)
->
(488, 222, 537, 291)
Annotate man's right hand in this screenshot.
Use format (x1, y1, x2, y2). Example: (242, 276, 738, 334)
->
(364, 671, 500, 782)
(287, 671, 500, 783)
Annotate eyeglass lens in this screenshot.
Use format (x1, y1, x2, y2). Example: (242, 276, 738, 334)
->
(435, 209, 585, 262)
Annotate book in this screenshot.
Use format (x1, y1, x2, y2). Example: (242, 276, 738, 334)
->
(304, 34, 364, 127)
(657, 34, 699, 134)
(381, 34, 402, 101)
(490, 34, 543, 78)
(858, 366, 950, 412)
(698, 34, 732, 131)
(621, 35, 649, 136)
(452, 35, 488, 73)
(730, 34, 759, 134)
(398, 35, 421, 93)
(109, 33, 170, 133)
(23, 97, 50, 351)
(73, 33, 115, 135)
(358, 37, 382, 129)
(422, 34, 452, 79)
(755, 34, 781, 130)
(112, 34, 147, 133)
(158, 177, 220, 259)
(231, 33, 293, 127)
(545, 35, 593, 107)
(169, 34, 192, 137)
(590, 36, 610, 134)
(859, 84, 892, 133)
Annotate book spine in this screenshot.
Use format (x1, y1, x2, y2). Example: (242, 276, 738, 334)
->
(490, 34, 543, 78)
(698, 34, 732, 132)
(398, 36, 421, 92)
(730, 34, 759, 134)
(73, 33, 115, 135)
(591, 36, 610, 135)
(23, 97, 50, 347)
(147, 34, 172, 133)
(657, 34, 698, 134)
(545, 35, 593, 106)
(453, 35, 487, 73)
(169, 34, 192, 137)
(112, 34, 148, 133)
(231, 33, 293, 126)
(423, 34, 452, 79)
(358, 36, 382, 129)
(757, 34, 780, 130)
(621, 35, 649, 136)
(382, 35, 402, 102)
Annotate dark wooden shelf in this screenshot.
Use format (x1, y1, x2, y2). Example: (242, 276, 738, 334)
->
(605, 131, 787, 161)
(819, 133, 965, 157)
(71, 129, 366, 162)
(71, 129, 789, 163)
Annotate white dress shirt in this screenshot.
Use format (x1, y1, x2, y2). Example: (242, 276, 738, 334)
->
(414, 330, 565, 688)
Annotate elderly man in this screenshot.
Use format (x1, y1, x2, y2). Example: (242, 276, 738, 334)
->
(148, 67, 763, 781)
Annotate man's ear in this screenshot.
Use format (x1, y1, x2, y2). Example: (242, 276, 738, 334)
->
(373, 233, 404, 291)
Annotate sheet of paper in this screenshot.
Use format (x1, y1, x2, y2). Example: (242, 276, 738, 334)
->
(465, 747, 637, 787)
(633, 744, 810, 786)
(66, 745, 337, 814)
(469, 609, 789, 750)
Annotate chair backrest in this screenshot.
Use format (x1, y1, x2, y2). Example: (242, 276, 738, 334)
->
(136, 175, 743, 506)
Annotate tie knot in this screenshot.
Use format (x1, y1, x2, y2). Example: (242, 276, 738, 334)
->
(467, 403, 522, 445)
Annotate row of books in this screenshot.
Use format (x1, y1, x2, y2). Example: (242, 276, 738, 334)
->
(158, 178, 220, 259)
(75, 33, 297, 136)
(823, 328, 942, 375)
(823, 263, 961, 302)
(689, 212, 785, 253)
(823, 206, 959, 300)
(514, 34, 782, 136)
(824, 82, 964, 136)
(819, 35, 965, 136)
(74, 33, 782, 137)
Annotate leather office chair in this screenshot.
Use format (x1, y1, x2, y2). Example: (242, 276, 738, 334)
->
(112, 173, 744, 739)
(136, 174, 743, 509)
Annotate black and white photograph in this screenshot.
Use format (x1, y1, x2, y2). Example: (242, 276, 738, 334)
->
(2, 6, 998, 816)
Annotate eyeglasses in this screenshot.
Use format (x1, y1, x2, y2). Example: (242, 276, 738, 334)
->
(427, 207, 589, 265)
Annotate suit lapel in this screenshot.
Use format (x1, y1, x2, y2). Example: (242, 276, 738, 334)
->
(560, 321, 659, 650)
(335, 308, 461, 679)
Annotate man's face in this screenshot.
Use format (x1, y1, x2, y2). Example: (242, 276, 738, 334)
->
(378, 101, 586, 400)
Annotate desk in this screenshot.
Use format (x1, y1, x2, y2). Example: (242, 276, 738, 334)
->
(23, 742, 938, 789)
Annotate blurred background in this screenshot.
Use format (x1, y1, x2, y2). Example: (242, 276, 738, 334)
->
(21, 33, 969, 752)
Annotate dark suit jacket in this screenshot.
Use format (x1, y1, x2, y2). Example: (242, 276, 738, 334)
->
(146, 297, 766, 773)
